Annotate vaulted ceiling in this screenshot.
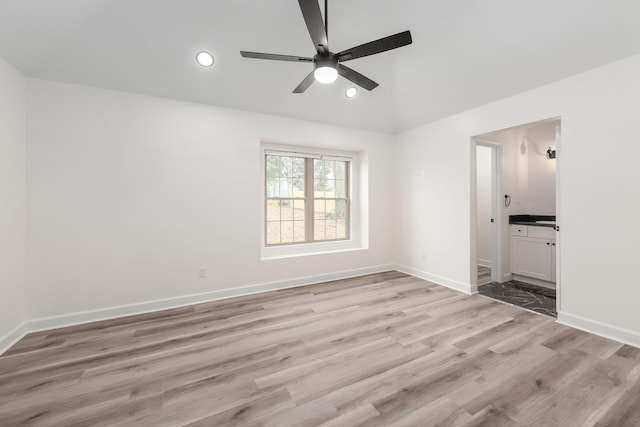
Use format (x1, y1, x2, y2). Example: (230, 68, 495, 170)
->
(1, 0, 639, 133)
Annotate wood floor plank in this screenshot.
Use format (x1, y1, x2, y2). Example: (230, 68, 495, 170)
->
(390, 396, 472, 427)
(317, 403, 380, 427)
(1, 270, 638, 426)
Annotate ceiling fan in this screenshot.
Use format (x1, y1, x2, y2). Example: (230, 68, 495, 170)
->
(240, 0, 412, 93)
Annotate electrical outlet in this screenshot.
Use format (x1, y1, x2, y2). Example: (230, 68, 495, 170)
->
(199, 266, 207, 278)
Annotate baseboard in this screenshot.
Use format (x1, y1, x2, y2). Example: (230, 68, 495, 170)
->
(557, 311, 640, 349)
(22, 264, 395, 338)
(394, 264, 473, 294)
(0, 321, 29, 355)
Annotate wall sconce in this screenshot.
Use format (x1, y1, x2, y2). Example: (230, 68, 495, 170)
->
(546, 147, 556, 159)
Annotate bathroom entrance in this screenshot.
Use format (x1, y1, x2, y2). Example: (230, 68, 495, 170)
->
(471, 118, 560, 317)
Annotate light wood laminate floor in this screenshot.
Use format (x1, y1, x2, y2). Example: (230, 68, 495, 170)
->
(477, 265, 491, 286)
(1, 271, 639, 426)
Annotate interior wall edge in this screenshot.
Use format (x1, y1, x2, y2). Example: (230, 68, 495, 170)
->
(0, 55, 27, 346)
(1, 263, 394, 356)
(557, 311, 640, 349)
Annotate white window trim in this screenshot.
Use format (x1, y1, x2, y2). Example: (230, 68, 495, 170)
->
(260, 142, 365, 260)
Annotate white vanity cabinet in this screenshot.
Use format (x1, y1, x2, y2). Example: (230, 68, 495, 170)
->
(510, 225, 556, 282)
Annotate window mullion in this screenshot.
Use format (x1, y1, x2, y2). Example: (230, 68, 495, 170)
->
(305, 157, 314, 243)
(346, 161, 350, 241)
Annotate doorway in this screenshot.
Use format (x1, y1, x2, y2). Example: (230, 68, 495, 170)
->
(471, 118, 560, 317)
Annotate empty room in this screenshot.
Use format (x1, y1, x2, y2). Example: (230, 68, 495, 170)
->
(1, 1, 639, 425)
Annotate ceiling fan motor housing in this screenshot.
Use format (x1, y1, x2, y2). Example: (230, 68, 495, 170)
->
(314, 53, 338, 71)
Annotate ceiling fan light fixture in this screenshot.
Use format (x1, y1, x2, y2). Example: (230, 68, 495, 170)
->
(314, 54, 339, 84)
(196, 51, 214, 67)
(314, 66, 338, 84)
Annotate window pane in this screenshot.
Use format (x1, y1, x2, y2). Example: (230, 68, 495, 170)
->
(314, 180, 326, 198)
(294, 221, 305, 242)
(267, 154, 305, 177)
(293, 177, 304, 196)
(266, 222, 281, 245)
(314, 159, 328, 198)
(294, 199, 305, 220)
(266, 176, 279, 197)
(335, 200, 347, 219)
(267, 156, 280, 178)
(334, 161, 346, 180)
(324, 199, 334, 218)
(267, 199, 305, 245)
(281, 221, 294, 243)
(266, 200, 280, 222)
(280, 199, 294, 220)
(336, 219, 347, 239)
(325, 220, 337, 240)
(335, 179, 346, 198)
(277, 178, 290, 197)
(325, 178, 335, 197)
(314, 200, 326, 219)
(281, 157, 292, 178)
(314, 220, 326, 241)
(292, 157, 305, 178)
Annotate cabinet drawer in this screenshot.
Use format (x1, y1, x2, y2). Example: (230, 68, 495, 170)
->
(528, 226, 555, 240)
(511, 225, 528, 236)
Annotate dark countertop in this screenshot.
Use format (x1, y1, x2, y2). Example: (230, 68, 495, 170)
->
(509, 214, 556, 228)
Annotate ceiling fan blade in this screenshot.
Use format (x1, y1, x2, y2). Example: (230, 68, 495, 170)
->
(240, 51, 314, 62)
(293, 71, 316, 93)
(336, 30, 412, 62)
(338, 64, 378, 91)
(298, 0, 328, 55)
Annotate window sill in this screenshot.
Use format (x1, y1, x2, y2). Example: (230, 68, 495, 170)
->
(261, 240, 367, 260)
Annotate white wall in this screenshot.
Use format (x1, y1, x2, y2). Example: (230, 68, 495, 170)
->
(526, 122, 557, 214)
(395, 54, 640, 343)
(0, 57, 27, 341)
(475, 146, 492, 266)
(485, 122, 557, 216)
(25, 80, 395, 319)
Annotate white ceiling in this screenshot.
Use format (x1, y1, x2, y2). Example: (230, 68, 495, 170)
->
(1, 0, 639, 133)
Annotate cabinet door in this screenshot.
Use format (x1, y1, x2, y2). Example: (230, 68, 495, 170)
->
(511, 237, 553, 281)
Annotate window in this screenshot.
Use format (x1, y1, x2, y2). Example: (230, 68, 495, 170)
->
(265, 151, 350, 246)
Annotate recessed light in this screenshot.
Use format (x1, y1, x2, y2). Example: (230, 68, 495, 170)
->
(196, 51, 214, 67)
(345, 87, 358, 98)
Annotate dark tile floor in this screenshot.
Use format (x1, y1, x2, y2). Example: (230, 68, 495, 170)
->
(478, 280, 557, 317)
